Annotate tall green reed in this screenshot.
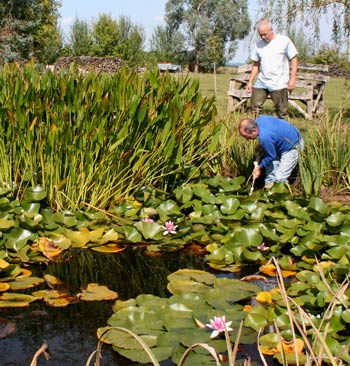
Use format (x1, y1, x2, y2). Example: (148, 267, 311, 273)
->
(299, 111, 350, 196)
(0, 63, 221, 210)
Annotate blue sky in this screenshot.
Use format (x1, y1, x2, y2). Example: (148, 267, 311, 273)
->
(58, 0, 167, 43)
(58, 0, 332, 63)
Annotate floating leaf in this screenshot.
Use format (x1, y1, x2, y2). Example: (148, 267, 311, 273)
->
(259, 263, 296, 277)
(0, 293, 37, 307)
(256, 291, 273, 304)
(0, 218, 16, 230)
(134, 221, 163, 240)
(114, 345, 172, 364)
(44, 274, 63, 288)
(9, 276, 44, 290)
(167, 269, 216, 285)
(244, 312, 268, 331)
(23, 186, 47, 202)
(78, 283, 118, 301)
(277, 338, 304, 354)
(220, 197, 240, 215)
(32, 289, 75, 307)
(326, 212, 345, 227)
(308, 197, 328, 216)
(90, 244, 126, 253)
(34, 237, 64, 260)
(0, 258, 9, 269)
(16, 269, 32, 278)
(0, 283, 10, 292)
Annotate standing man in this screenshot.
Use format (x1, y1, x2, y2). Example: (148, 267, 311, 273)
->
(247, 20, 298, 119)
(239, 115, 304, 189)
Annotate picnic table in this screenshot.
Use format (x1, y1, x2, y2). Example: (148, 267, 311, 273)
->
(227, 63, 330, 119)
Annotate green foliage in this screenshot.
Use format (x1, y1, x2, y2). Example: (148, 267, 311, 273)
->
(310, 44, 344, 65)
(90, 14, 120, 56)
(65, 13, 146, 67)
(97, 269, 260, 365)
(165, 0, 251, 71)
(0, 0, 62, 64)
(68, 17, 93, 56)
(288, 26, 314, 62)
(0, 63, 220, 210)
(298, 112, 350, 195)
(149, 25, 187, 66)
(258, 0, 350, 46)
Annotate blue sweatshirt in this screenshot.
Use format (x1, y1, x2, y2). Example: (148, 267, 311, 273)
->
(257, 115, 302, 168)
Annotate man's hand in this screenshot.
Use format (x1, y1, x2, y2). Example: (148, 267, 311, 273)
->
(253, 165, 261, 179)
(288, 80, 296, 91)
(246, 81, 253, 92)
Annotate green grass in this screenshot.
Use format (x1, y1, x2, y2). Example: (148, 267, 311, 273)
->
(187, 71, 349, 127)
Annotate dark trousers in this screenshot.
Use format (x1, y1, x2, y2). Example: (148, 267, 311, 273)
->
(251, 87, 289, 119)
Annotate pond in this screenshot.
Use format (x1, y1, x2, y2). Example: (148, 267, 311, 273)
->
(2, 247, 248, 366)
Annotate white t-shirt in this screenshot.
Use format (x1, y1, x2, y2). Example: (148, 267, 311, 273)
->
(250, 34, 298, 91)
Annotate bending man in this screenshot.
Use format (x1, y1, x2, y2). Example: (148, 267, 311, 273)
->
(239, 115, 304, 189)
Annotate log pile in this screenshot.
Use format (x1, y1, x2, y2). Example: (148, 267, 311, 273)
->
(328, 64, 350, 79)
(54, 56, 123, 73)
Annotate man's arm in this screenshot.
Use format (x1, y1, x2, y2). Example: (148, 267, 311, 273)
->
(247, 61, 260, 92)
(288, 56, 298, 91)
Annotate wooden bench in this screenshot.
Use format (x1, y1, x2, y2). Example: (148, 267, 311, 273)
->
(227, 63, 330, 119)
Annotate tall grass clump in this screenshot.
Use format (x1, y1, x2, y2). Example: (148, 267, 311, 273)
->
(0, 63, 221, 210)
(211, 112, 257, 179)
(299, 110, 350, 196)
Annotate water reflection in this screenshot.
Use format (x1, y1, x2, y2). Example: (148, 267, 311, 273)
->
(0, 247, 211, 366)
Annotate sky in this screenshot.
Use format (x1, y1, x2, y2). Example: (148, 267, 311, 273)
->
(58, 0, 333, 64)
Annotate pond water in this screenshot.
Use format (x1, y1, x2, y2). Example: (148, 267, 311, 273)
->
(0, 247, 216, 366)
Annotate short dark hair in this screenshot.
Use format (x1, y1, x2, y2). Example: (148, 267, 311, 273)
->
(239, 118, 258, 133)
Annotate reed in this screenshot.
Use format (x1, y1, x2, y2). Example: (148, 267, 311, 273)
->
(0, 63, 221, 210)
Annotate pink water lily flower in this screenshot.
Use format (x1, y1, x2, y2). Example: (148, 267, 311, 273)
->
(206, 316, 233, 338)
(257, 242, 270, 252)
(162, 220, 178, 235)
(143, 217, 154, 223)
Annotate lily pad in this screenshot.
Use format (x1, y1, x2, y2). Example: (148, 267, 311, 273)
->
(78, 283, 118, 301)
(9, 276, 44, 290)
(23, 186, 47, 202)
(0, 293, 37, 307)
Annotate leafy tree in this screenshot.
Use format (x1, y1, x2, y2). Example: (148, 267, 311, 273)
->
(165, 0, 251, 72)
(89, 13, 145, 67)
(114, 16, 145, 67)
(257, 0, 350, 45)
(149, 25, 186, 65)
(0, 0, 61, 64)
(288, 26, 314, 62)
(91, 14, 120, 56)
(68, 17, 93, 56)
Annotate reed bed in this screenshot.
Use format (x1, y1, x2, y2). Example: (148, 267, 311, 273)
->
(0, 63, 221, 210)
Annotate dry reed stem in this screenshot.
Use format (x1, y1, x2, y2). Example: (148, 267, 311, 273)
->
(29, 342, 49, 366)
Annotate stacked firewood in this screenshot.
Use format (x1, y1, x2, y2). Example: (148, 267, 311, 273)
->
(54, 56, 123, 73)
(328, 64, 350, 79)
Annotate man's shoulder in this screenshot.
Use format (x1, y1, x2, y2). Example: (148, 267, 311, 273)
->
(275, 34, 295, 45)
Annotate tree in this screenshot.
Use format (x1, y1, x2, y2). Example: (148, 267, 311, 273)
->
(89, 13, 145, 67)
(114, 16, 145, 67)
(165, 0, 251, 72)
(257, 0, 350, 45)
(149, 25, 186, 65)
(69, 17, 93, 56)
(0, 0, 61, 64)
(91, 14, 120, 56)
(288, 26, 314, 62)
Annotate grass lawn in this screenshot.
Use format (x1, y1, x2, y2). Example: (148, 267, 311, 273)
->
(186, 70, 349, 131)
